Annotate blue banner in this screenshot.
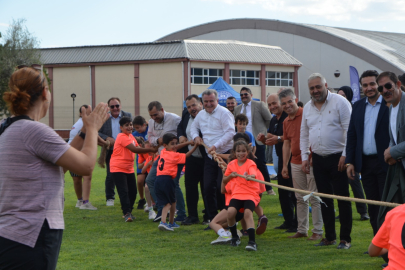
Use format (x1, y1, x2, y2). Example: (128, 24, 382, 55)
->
(349, 66, 361, 104)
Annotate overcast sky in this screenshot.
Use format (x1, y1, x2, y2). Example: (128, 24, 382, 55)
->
(1, 0, 404, 48)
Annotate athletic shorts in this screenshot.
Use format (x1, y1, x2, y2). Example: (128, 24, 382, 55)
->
(155, 175, 176, 206)
(229, 199, 255, 213)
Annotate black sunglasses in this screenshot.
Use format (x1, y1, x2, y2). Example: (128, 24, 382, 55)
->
(240, 93, 249, 97)
(378, 82, 393, 93)
(110, 105, 120, 109)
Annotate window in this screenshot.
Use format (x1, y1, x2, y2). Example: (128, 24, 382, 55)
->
(191, 68, 223, 84)
(230, 70, 260, 86)
(266, 72, 294, 87)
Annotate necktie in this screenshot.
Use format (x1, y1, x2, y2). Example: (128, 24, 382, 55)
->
(242, 104, 247, 115)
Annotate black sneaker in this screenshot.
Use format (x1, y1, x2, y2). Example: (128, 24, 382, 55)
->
(124, 212, 133, 222)
(230, 237, 241, 247)
(181, 216, 200, 225)
(240, 229, 248, 236)
(202, 219, 211, 225)
(284, 227, 297, 233)
(274, 223, 289, 230)
(203, 226, 212, 231)
(337, 240, 351, 249)
(153, 210, 162, 222)
(137, 199, 146, 210)
(245, 241, 257, 251)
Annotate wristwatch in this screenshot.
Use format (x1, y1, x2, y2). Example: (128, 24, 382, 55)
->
(277, 136, 282, 143)
(78, 130, 86, 140)
(345, 163, 352, 168)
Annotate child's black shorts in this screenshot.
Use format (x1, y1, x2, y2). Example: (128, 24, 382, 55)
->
(229, 199, 255, 213)
(155, 175, 176, 206)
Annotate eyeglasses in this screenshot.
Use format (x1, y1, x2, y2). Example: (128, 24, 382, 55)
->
(109, 105, 120, 109)
(240, 93, 249, 97)
(377, 82, 393, 93)
(17, 64, 44, 82)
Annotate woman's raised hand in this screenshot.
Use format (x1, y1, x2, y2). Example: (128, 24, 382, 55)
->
(82, 103, 109, 132)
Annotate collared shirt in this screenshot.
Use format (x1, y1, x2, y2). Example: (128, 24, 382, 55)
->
(268, 111, 288, 157)
(191, 105, 235, 158)
(300, 92, 352, 161)
(283, 107, 306, 165)
(242, 101, 253, 133)
(363, 95, 382, 155)
(111, 112, 122, 139)
(391, 102, 400, 145)
(186, 116, 202, 158)
(147, 111, 181, 154)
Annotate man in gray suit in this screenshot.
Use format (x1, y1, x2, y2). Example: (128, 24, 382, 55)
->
(377, 71, 405, 226)
(234, 87, 275, 195)
(98, 97, 132, 206)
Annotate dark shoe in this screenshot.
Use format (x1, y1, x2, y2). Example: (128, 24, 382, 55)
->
(337, 240, 351, 249)
(381, 263, 388, 268)
(363, 251, 369, 254)
(360, 213, 370, 221)
(245, 241, 257, 251)
(288, 232, 308, 238)
(202, 219, 211, 225)
(153, 210, 162, 222)
(181, 216, 200, 225)
(240, 229, 248, 236)
(274, 223, 289, 230)
(284, 227, 297, 233)
(124, 212, 133, 222)
(174, 216, 185, 222)
(314, 238, 337, 246)
(230, 237, 241, 247)
(307, 233, 323, 241)
(203, 226, 212, 231)
(202, 209, 206, 213)
(256, 215, 268, 235)
(137, 199, 146, 210)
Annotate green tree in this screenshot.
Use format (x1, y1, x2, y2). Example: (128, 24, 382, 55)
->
(0, 18, 41, 117)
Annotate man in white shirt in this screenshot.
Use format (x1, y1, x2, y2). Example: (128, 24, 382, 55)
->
(191, 89, 235, 222)
(300, 73, 353, 249)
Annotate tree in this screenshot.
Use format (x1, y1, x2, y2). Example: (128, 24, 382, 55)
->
(0, 18, 41, 117)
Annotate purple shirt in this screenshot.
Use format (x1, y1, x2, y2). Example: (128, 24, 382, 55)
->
(0, 120, 70, 247)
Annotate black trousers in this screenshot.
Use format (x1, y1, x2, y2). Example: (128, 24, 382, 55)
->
(0, 220, 63, 270)
(105, 149, 116, 200)
(349, 173, 368, 215)
(361, 155, 387, 235)
(203, 154, 227, 221)
(255, 142, 273, 191)
(312, 153, 352, 242)
(277, 156, 297, 229)
(112, 172, 137, 215)
(185, 155, 206, 219)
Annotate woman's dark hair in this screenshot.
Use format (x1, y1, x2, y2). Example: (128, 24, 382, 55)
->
(3, 67, 46, 115)
(162, 133, 177, 145)
(132, 115, 147, 126)
(228, 140, 255, 162)
(119, 116, 132, 126)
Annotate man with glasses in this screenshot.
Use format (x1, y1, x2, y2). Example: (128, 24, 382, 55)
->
(345, 70, 390, 236)
(376, 72, 405, 227)
(234, 87, 275, 195)
(300, 73, 353, 249)
(258, 93, 297, 233)
(98, 97, 132, 206)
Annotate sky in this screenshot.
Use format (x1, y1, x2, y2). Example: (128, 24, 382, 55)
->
(1, 0, 404, 48)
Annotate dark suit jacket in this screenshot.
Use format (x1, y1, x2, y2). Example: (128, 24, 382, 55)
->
(98, 110, 132, 149)
(345, 96, 390, 173)
(177, 107, 206, 156)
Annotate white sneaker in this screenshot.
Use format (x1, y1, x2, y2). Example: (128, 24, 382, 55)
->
(106, 199, 114, 206)
(267, 190, 277, 196)
(144, 204, 150, 212)
(80, 202, 97, 210)
(211, 235, 232, 245)
(149, 210, 157, 220)
(75, 200, 83, 208)
(237, 229, 243, 238)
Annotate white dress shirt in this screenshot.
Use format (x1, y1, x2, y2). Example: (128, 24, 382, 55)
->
(191, 105, 235, 158)
(186, 116, 202, 158)
(111, 112, 122, 139)
(147, 111, 181, 154)
(243, 101, 253, 134)
(300, 92, 352, 161)
(390, 102, 400, 144)
(68, 118, 83, 144)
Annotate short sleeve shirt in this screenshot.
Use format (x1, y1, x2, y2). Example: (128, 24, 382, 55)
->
(156, 148, 186, 179)
(110, 133, 138, 174)
(244, 131, 256, 147)
(144, 155, 159, 173)
(268, 111, 288, 157)
(283, 107, 309, 165)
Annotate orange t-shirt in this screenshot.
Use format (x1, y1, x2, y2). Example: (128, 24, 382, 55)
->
(224, 159, 266, 206)
(138, 153, 148, 164)
(144, 154, 159, 173)
(372, 204, 405, 270)
(110, 133, 139, 174)
(156, 148, 186, 179)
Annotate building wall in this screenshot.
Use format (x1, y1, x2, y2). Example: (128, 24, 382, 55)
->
(190, 29, 381, 103)
(95, 65, 135, 116)
(139, 62, 183, 117)
(53, 66, 91, 129)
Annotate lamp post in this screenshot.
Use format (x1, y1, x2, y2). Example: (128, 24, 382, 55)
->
(71, 93, 76, 125)
(334, 70, 341, 78)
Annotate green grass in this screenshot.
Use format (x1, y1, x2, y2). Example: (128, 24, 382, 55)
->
(59, 163, 385, 270)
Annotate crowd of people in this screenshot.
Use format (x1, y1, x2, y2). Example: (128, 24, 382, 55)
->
(1, 65, 405, 267)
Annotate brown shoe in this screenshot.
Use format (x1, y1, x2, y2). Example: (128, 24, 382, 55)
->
(288, 232, 308, 238)
(314, 238, 337, 246)
(307, 233, 323, 241)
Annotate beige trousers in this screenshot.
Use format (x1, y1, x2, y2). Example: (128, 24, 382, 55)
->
(291, 163, 323, 235)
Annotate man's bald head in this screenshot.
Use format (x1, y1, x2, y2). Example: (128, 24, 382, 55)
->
(267, 93, 283, 116)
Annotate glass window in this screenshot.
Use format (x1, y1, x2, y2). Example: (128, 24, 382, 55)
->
(266, 71, 294, 88)
(191, 68, 223, 85)
(230, 69, 260, 86)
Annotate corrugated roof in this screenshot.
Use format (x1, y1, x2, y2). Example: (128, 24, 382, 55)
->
(40, 40, 302, 66)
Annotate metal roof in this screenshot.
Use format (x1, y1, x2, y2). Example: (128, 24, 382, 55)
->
(40, 40, 302, 66)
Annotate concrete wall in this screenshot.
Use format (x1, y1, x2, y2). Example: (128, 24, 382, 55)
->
(190, 29, 381, 103)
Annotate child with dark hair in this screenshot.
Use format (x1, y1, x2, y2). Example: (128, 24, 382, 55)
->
(234, 114, 256, 156)
(155, 133, 198, 231)
(110, 116, 157, 222)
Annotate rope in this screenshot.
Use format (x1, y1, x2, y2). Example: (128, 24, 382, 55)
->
(201, 142, 401, 208)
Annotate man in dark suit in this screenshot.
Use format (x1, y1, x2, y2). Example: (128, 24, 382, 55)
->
(345, 70, 390, 235)
(177, 94, 208, 225)
(98, 97, 132, 206)
(234, 87, 275, 195)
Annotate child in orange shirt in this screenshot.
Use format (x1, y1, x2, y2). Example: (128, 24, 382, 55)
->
(110, 117, 157, 222)
(155, 133, 198, 231)
(223, 140, 265, 251)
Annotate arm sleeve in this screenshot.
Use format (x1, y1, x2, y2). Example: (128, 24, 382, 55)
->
(177, 110, 187, 139)
(340, 98, 352, 157)
(345, 106, 357, 165)
(371, 214, 391, 249)
(213, 111, 235, 149)
(147, 119, 159, 145)
(175, 153, 186, 164)
(300, 106, 310, 161)
(260, 101, 272, 133)
(190, 113, 201, 140)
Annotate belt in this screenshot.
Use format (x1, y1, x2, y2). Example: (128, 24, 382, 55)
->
(313, 152, 342, 158)
(362, 154, 378, 159)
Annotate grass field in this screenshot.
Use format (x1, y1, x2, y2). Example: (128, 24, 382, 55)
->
(58, 162, 386, 270)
